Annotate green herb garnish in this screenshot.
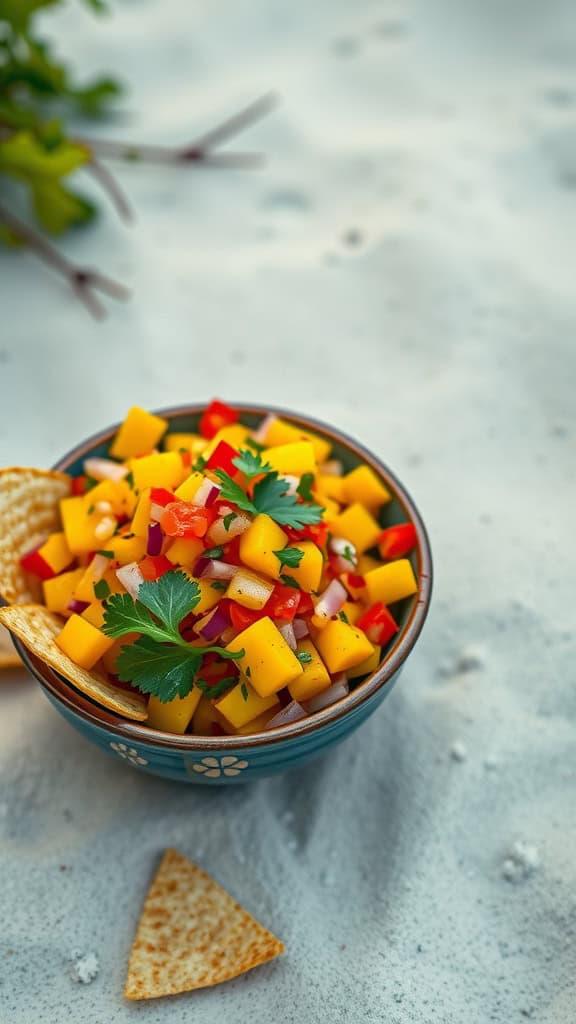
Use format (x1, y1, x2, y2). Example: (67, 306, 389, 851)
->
(232, 448, 272, 479)
(240, 682, 249, 701)
(245, 437, 266, 453)
(210, 581, 228, 591)
(297, 473, 315, 502)
(342, 546, 355, 564)
(196, 676, 237, 699)
(97, 549, 115, 559)
(204, 545, 224, 559)
(338, 610, 349, 623)
(124, 471, 134, 489)
(86, 504, 95, 515)
(215, 449, 324, 530)
(280, 574, 301, 590)
(296, 651, 313, 664)
(192, 455, 208, 473)
(94, 578, 110, 600)
(222, 512, 236, 532)
(102, 571, 243, 703)
(274, 546, 304, 569)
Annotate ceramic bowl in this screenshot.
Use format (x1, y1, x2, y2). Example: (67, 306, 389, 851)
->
(13, 404, 432, 784)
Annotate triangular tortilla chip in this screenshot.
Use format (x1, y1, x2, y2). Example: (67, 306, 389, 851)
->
(0, 623, 22, 670)
(0, 467, 71, 604)
(0, 603, 147, 721)
(125, 849, 284, 1000)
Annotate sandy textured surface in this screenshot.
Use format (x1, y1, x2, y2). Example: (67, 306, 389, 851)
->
(1, 1, 575, 1021)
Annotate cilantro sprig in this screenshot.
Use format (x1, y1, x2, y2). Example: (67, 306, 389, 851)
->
(215, 449, 325, 530)
(274, 547, 304, 569)
(102, 571, 243, 703)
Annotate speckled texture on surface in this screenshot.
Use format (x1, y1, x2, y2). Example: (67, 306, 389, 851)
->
(1, 1, 575, 1021)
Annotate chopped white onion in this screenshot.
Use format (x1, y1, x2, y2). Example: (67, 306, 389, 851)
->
(84, 458, 128, 482)
(279, 474, 300, 497)
(193, 477, 221, 508)
(306, 674, 349, 712)
(200, 559, 238, 581)
(89, 553, 111, 584)
(319, 459, 344, 477)
(265, 701, 308, 729)
(292, 617, 309, 640)
(206, 511, 252, 546)
(278, 621, 297, 651)
(253, 413, 277, 443)
(94, 515, 117, 542)
(231, 570, 274, 606)
(329, 535, 358, 573)
(149, 502, 166, 522)
(115, 561, 144, 600)
(313, 579, 347, 620)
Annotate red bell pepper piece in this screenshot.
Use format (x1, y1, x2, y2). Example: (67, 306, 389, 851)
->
(378, 523, 417, 561)
(20, 546, 55, 580)
(266, 584, 301, 622)
(139, 554, 174, 581)
(356, 602, 399, 645)
(150, 487, 176, 507)
(180, 450, 192, 469)
(161, 501, 216, 538)
(222, 535, 243, 565)
(199, 399, 239, 440)
(71, 474, 89, 496)
(229, 602, 263, 632)
(206, 441, 239, 476)
(296, 592, 315, 617)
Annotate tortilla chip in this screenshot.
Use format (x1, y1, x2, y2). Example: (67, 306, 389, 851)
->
(0, 603, 147, 721)
(0, 467, 71, 605)
(125, 849, 284, 1000)
(0, 623, 22, 670)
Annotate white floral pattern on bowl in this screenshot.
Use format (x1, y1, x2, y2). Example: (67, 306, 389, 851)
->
(191, 755, 249, 778)
(109, 741, 148, 767)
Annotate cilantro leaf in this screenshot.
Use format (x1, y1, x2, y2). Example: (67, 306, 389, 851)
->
(204, 545, 224, 559)
(214, 470, 255, 513)
(93, 578, 110, 600)
(135, 571, 201, 636)
(245, 437, 266, 453)
(252, 474, 324, 528)
(296, 651, 313, 664)
(274, 546, 304, 569)
(280, 574, 301, 590)
(196, 675, 237, 699)
(115, 637, 202, 703)
(232, 448, 272, 480)
(240, 681, 249, 701)
(103, 593, 176, 644)
(297, 473, 315, 502)
(222, 512, 236, 532)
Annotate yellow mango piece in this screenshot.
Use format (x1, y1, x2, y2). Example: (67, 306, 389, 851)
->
(56, 613, 115, 670)
(73, 557, 108, 604)
(285, 540, 323, 593)
(288, 639, 331, 701)
(203, 423, 252, 457)
(265, 441, 317, 477)
(357, 553, 381, 575)
(226, 616, 303, 697)
(147, 689, 202, 734)
(342, 465, 391, 510)
(130, 452, 185, 493)
(38, 531, 73, 574)
(60, 496, 101, 554)
(107, 534, 146, 566)
(130, 488, 151, 537)
(84, 479, 136, 519)
(215, 679, 279, 729)
(239, 514, 287, 580)
(109, 406, 168, 460)
(348, 644, 381, 679)
(329, 503, 381, 554)
(341, 600, 362, 625)
(364, 559, 418, 606)
(341, 572, 367, 602)
(225, 570, 275, 611)
(43, 568, 85, 615)
(234, 708, 279, 734)
(318, 495, 340, 521)
(186, 577, 221, 615)
(165, 537, 204, 567)
(262, 417, 332, 463)
(81, 602, 106, 629)
(315, 619, 374, 674)
(102, 567, 127, 597)
(315, 474, 346, 502)
(191, 696, 223, 736)
(164, 433, 207, 457)
(174, 471, 204, 502)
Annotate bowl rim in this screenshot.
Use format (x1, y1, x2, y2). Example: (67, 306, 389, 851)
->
(13, 402, 433, 750)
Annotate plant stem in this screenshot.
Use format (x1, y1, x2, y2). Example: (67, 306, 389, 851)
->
(86, 158, 133, 223)
(0, 203, 129, 318)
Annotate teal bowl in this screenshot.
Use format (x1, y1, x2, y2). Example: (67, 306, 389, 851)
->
(13, 404, 432, 784)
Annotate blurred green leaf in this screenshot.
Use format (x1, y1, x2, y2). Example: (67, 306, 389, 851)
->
(0, 1, 61, 33)
(32, 179, 95, 233)
(0, 131, 89, 179)
(71, 75, 123, 115)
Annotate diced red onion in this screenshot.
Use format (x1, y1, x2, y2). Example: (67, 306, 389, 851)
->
(193, 478, 221, 508)
(150, 502, 165, 522)
(278, 621, 297, 651)
(195, 605, 231, 641)
(193, 556, 210, 577)
(198, 559, 238, 581)
(330, 536, 358, 573)
(292, 617, 309, 640)
(253, 413, 277, 443)
(279, 474, 300, 497)
(84, 457, 128, 482)
(306, 674, 349, 712)
(265, 701, 308, 729)
(147, 522, 163, 556)
(67, 599, 89, 614)
(115, 561, 144, 600)
(320, 459, 344, 477)
(90, 553, 111, 583)
(314, 579, 347, 620)
(206, 512, 252, 545)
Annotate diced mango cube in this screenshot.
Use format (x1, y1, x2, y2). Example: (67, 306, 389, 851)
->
(285, 540, 323, 593)
(191, 696, 224, 736)
(43, 568, 85, 615)
(234, 708, 279, 734)
(81, 602, 106, 629)
(186, 577, 221, 614)
(215, 679, 279, 729)
(314, 619, 374, 674)
(55, 614, 115, 669)
(265, 441, 317, 477)
(130, 452, 185, 493)
(329, 502, 381, 554)
(100, 632, 139, 675)
(342, 465, 391, 510)
(109, 406, 168, 460)
(147, 689, 202, 734)
(318, 495, 340, 520)
(38, 531, 73, 574)
(239, 514, 287, 580)
(174, 471, 204, 502)
(165, 538, 204, 567)
(164, 433, 207, 457)
(315, 474, 346, 503)
(288, 639, 331, 701)
(364, 559, 418, 606)
(130, 488, 151, 537)
(106, 534, 146, 566)
(347, 643, 381, 679)
(226, 616, 303, 697)
(341, 600, 362, 625)
(60, 496, 100, 554)
(357, 553, 381, 575)
(84, 479, 136, 519)
(262, 417, 332, 462)
(225, 570, 275, 610)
